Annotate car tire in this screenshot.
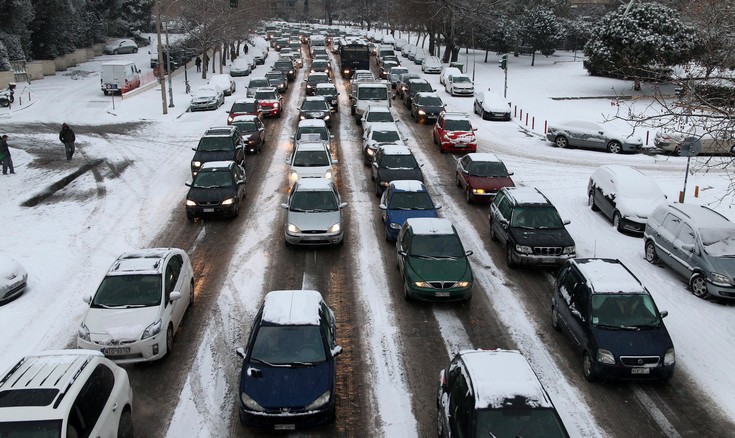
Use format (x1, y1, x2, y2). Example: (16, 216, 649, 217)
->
(186, 212, 195, 222)
(233, 199, 240, 218)
(644, 240, 659, 264)
(506, 244, 516, 268)
(489, 222, 498, 242)
(403, 283, 412, 301)
(465, 189, 472, 204)
(607, 141, 623, 154)
(690, 273, 710, 299)
(188, 279, 195, 309)
(551, 305, 561, 331)
(588, 192, 599, 211)
(166, 324, 174, 356)
(555, 136, 569, 148)
(473, 102, 478, 114)
(673, 145, 683, 156)
(118, 409, 134, 438)
(455, 172, 462, 188)
(132, 48, 138, 54)
(375, 181, 381, 197)
(583, 352, 597, 382)
(437, 408, 445, 438)
(481, 109, 487, 120)
(613, 211, 623, 232)
(113, 49, 119, 55)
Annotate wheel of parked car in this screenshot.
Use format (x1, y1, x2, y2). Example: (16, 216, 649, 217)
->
(188, 279, 195, 309)
(404, 283, 412, 301)
(113, 49, 119, 55)
(118, 410, 134, 438)
(588, 192, 599, 211)
(644, 240, 659, 264)
(613, 211, 623, 232)
(166, 324, 174, 356)
(582, 352, 597, 381)
(232, 199, 240, 217)
(607, 141, 622, 154)
(132, 48, 138, 53)
(554, 136, 568, 148)
(690, 273, 711, 299)
(375, 181, 382, 197)
(506, 245, 516, 268)
(489, 222, 498, 242)
(437, 409, 445, 438)
(481, 109, 488, 120)
(551, 305, 560, 331)
(673, 145, 682, 156)
(465, 189, 472, 204)
(455, 172, 462, 188)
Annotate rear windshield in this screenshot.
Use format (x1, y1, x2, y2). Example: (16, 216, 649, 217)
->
(389, 192, 434, 210)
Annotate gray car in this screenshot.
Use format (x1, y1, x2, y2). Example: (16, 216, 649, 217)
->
(644, 203, 735, 300)
(546, 120, 643, 154)
(281, 179, 348, 246)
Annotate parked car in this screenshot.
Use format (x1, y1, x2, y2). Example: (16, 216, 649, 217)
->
(230, 56, 254, 77)
(287, 142, 338, 187)
(653, 130, 735, 156)
(444, 74, 474, 96)
(371, 144, 423, 196)
(305, 72, 332, 96)
(280, 179, 348, 246)
(437, 349, 569, 438)
(77, 248, 195, 363)
(190, 126, 245, 176)
(439, 66, 462, 86)
(229, 115, 266, 153)
(588, 165, 666, 234)
(0, 350, 134, 437)
(551, 258, 675, 381)
(190, 85, 225, 111)
(236, 290, 342, 429)
(362, 122, 406, 166)
(185, 160, 246, 220)
(410, 92, 446, 124)
(104, 39, 138, 55)
(314, 82, 339, 110)
(209, 73, 236, 96)
(473, 91, 511, 120)
(396, 217, 473, 301)
(489, 187, 576, 267)
(254, 87, 283, 118)
(421, 55, 442, 73)
(227, 98, 260, 124)
(0, 253, 27, 304)
(299, 96, 333, 127)
(546, 120, 643, 154)
(413, 50, 426, 65)
(379, 180, 441, 241)
(644, 203, 735, 300)
(456, 153, 515, 203)
(433, 112, 477, 153)
(246, 77, 270, 98)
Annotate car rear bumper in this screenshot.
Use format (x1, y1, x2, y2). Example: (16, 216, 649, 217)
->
(440, 142, 477, 153)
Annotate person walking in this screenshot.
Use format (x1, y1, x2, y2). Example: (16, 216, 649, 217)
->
(195, 56, 202, 72)
(59, 123, 76, 161)
(0, 134, 14, 175)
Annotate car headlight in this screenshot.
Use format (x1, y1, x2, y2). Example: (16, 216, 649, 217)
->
(325, 170, 333, 179)
(389, 222, 402, 229)
(300, 115, 306, 120)
(414, 281, 430, 288)
(305, 390, 331, 411)
(324, 115, 330, 121)
(227, 116, 234, 123)
(191, 161, 201, 169)
(287, 223, 301, 234)
(307, 84, 313, 88)
(78, 322, 91, 342)
(141, 319, 162, 340)
(241, 392, 265, 412)
(366, 148, 375, 156)
(515, 245, 533, 255)
(328, 223, 341, 233)
(380, 181, 390, 187)
(417, 109, 426, 115)
(289, 171, 299, 185)
(563, 246, 576, 255)
(472, 188, 485, 194)
(186, 199, 196, 207)
(343, 69, 350, 74)
(664, 348, 676, 366)
(711, 272, 731, 286)
(597, 348, 615, 365)
(274, 102, 280, 108)
(443, 134, 451, 141)
(222, 198, 235, 206)
(456, 281, 471, 288)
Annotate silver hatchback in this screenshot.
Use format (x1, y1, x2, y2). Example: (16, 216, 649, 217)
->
(281, 179, 348, 246)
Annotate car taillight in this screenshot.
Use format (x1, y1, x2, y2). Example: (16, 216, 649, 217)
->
(439, 369, 446, 386)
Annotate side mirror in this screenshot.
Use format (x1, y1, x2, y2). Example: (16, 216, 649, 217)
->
(332, 159, 339, 165)
(339, 202, 348, 209)
(237, 180, 246, 185)
(330, 134, 335, 139)
(398, 250, 407, 257)
(185, 182, 192, 187)
(83, 295, 92, 304)
(563, 219, 571, 225)
(192, 147, 197, 151)
(290, 135, 295, 140)
(465, 250, 473, 256)
(508, 172, 514, 176)
(681, 243, 695, 253)
(331, 346, 343, 357)
(435, 204, 443, 210)
(660, 310, 669, 318)
(236, 347, 246, 359)
(169, 291, 182, 302)
(280, 203, 289, 209)
(379, 203, 387, 210)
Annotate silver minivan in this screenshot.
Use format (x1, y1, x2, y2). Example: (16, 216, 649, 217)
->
(281, 179, 348, 246)
(644, 203, 735, 300)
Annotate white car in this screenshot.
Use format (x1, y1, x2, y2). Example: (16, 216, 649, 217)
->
(77, 248, 195, 364)
(208, 73, 236, 96)
(0, 253, 27, 304)
(421, 56, 442, 74)
(0, 350, 134, 437)
(444, 74, 474, 97)
(190, 85, 225, 111)
(439, 66, 462, 86)
(103, 39, 138, 55)
(473, 91, 511, 120)
(287, 142, 338, 187)
(361, 104, 395, 133)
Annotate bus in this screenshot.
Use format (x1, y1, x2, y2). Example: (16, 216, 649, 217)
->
(339, 43, 371, 79)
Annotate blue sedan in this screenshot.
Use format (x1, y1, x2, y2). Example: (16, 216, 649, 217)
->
(379, 180, 442, 241)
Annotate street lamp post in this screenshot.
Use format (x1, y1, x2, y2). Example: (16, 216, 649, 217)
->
(155, 0, 168, 114)
(164, 20, 174, 107)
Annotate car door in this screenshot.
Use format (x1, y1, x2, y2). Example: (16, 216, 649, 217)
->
(571, 282, 592, 352)
(164, 256, 183, 330)
(381, 187, 392, 226)
(587, 126, 608, 150)
(492, 194, 512, 245)
(657, 213, 685, 272)
(396, 226, 412, 276)
(457, 155, 470, 191)
(69, 364, 117, 438)
(234, 135, 245, 164)
(447, 364, 472, 438)
(671, 222, 698, 277)
(594, 174, 616, 220)
(557, 268, 588, 350)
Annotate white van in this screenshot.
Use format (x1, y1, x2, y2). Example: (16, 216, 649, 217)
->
(100, 61, 141, 95)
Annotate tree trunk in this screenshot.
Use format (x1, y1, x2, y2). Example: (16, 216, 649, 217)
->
(531, 51, 535, 67)
(429, 32, 435, 56)
(485, 49, 489, 63)
(451, 47, 460, 62)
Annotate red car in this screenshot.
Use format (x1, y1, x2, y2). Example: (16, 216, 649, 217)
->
(455, 153, 515, 203)
(433, 112, 477, 153)
(253, 87, 283, 118)
(227, 98, 261, 124)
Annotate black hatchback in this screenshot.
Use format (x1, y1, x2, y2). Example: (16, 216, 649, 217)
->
(185, 161, 246, 220)
(410, 92, 446, 124)
(551, 258, 676, 382)
(190, 126, 245, 177)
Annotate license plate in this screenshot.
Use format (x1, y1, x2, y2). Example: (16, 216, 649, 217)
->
(435, 291, 450, 297)
(274, 424, 295, 431)
(103, 347, 130, 355)
(203, 208, 214, 213)
(541, 258, 555, 263)
(631, 367, 650, 375)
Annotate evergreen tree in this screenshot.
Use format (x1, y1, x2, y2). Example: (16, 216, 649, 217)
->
(518, 6, 563, 66)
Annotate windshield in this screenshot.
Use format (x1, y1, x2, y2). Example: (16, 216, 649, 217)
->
(371, 130, 401, 143)
(475, 407, 568, 438)
(388, 192, 434, 210)
(417, 96, 443, 106)
(231, 121, 257, 134)
(453, 76, 472, 83)
(391, 69, 408, 77)
(312, 61, 329, 69)
(0, 420, 63, 438)
(250, 325, 326, 365)
(249, 80, 269, 88)
(267, 78, 283, 86)
(699, 228, 735, 257)
(358, 87, 388, 100)
(254, 91, 277, 100)
(380, 154, 417, 169)
(193, 170, 234, 188)
(367, 112, 394, 123)
(409, 234, 464, 258)
(230, 102, 257, 113)
(297, 127, 329, 140)
(444, 119, 473, 131)
(293, 150, 330, 167)
(197, 137, 234, 152)
(510, 206, 563, 229)
(274, 62, 292, 69)
(301, 100, 329, 111)
(290, 190, 339, 212)
(308, 75, 330, 85)
(469, 161, 509, 177)
(592, 294, 661, 328)
(92, 274, 162, 308)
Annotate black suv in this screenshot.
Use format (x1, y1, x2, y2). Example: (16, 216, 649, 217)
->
(371, 145, 423, 196)
(401, 78, 433, 108)
(299, 96, 333, 127)
(488, 187, 575, 268)
(265, 71, 288, 93)
(410, 92, 445, 124)
(190, 126, 245, 177)
(551, 258, 675, 382)
(272, 59, 296, 82)
(185, 160, 246, 220)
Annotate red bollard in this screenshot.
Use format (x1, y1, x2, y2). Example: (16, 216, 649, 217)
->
(514, 105, 517, 117)
(544, 120, 548, 133)
(18, 96, 21, 105)
(520, 109, 523, 120)
(525, 113, 528, 125)
(28, 92, 31, 102)
(645, 130, 649, 145)
(532, 117, 535, 130)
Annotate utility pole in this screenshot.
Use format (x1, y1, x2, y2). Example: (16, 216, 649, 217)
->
(164, 21, 174, 107)
(155, 0, 168, 114)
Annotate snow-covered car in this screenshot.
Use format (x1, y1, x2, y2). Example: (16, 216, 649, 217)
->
(473, 91, 511, 120)
(190, 85, 225, 111)
(208, 73, 236, 96)
(421, 56, 442, 74)
(293, 119, 334, 152)
(254, 87, 283, 118)
(546, 120, 643, 154)
(0, 254, 27, 304)
(103, 39, 138, 55)
(653, 130, 735, 156)
(230, 57, 254, 77)
(77, 248, 195, 364)
(433, 111, 477, 153)
(439, 66, 462, 86)
(444, 74, 474, 97)
(588, 165, 666, 234)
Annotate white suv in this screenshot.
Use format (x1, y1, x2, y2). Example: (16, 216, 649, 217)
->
(0, 350, 134, 437)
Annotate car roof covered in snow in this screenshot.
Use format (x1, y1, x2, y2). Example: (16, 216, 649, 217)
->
(406, 217, 454, 235)
(261, 290, 324, 325)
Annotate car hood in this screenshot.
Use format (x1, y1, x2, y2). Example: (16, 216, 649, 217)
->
(444, 131, 476, 142)
(386, 208, 438, 225)
(452, 83, 474, 89)
(84, 306, 160, 342)
(406, 256, 472, 282)
(377, 168, 424, 182)
(193, 150, 236, 163)
(192, 93, 217, 102)
(509, 227, 575, 247)
(591, 324, 673, 356)
(288, 210, 341, 231)
(241, 360, 333, 410)
(482, 101, 509, 112)
(187, 186, 237, 203)
(616, 197, 664, 220)
(466, 175, 514, 191)
(706, 256, 735, 278)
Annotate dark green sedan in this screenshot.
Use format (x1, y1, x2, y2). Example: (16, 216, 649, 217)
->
(396, 218, 473, 301)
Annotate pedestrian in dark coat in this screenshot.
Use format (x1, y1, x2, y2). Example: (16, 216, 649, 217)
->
(243, 45, 248, 54)
(59, 123, 76, 161)
(195, 56, 202, 72)
(0, 134, 15, 174)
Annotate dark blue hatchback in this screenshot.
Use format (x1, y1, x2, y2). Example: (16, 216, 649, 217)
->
(379, 180, 441, 241)
(236, 290, 342, 430)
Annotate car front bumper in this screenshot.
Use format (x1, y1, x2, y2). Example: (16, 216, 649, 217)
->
(590, 360, 675, 381)
(239, 401, 335, 430)
(186, 203, 238, 219)
(405, 282, 472, 301)
(704, 279, 735, 299)
(190, 102, 219, 111)
(77, 332, 167, 364)
(285, 230, 344, 246)
(509, 249, 575, 267)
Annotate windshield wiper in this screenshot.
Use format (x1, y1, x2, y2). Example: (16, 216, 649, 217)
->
(291, 361, 315, 367)
(123, 304, 147, 308)
(250, 357, 290, 367)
